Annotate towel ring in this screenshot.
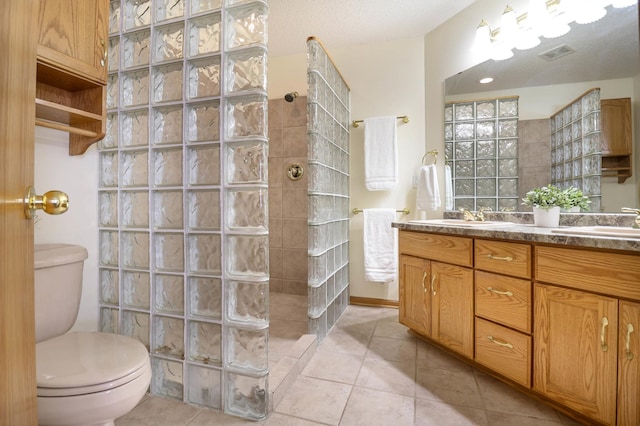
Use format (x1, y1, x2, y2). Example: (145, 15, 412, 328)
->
(422, 150, 438, 166)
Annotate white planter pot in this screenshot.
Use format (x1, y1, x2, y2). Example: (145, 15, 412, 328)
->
(533, 206, 561, 228)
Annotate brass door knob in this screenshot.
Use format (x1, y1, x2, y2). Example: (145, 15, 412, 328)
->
(25, 186, 70, 219)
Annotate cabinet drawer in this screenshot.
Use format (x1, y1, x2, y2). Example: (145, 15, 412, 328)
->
(475, 271, 531, 333)
(535, 246, 640, 301)
(399, 231, 472, 267)
(475, 318, 531, 387)
(475, 240, 531, 279)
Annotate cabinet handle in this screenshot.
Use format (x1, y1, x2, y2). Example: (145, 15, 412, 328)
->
(487, 287, 514, 297)
(431, 273, 437, 296)
(422, 271, 427, 293)
(100, 39, 107, 67)
(625, 323, 635, 361)
(601, 317, 609, 352)
(487, 335, 514, 349)
(486, 253, 513, 262)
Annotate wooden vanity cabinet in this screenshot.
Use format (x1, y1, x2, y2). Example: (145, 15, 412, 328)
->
(36, 0, 108, 155)
(534, 284, 618, 425)
(474, 240, 533, 387)
(535, 245, 640, 426)
(617, 301, 640, 426)
(398, 231, 474, 358)
(399, 255, 431, 335)
(399, 230, 640, 425)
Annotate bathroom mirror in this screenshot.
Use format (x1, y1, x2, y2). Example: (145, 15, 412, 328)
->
(444, 3, 639, 212)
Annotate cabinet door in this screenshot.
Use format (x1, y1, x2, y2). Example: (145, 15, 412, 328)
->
(534, 284, 618, 425)
(600, 98, 631, 156)
(37, 0, 108, 84)
(431, 262, 474, 358)
(399, 255, 430, 336)
(618, 301, 640, 426)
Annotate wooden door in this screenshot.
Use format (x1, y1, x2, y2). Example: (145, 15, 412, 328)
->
(534, 284, 618, 425)
(0, 0, 38, 424)
(618, 301, 640, 426)
(431, 262, 474, 358)
(37, 0, 108, 83)
(398, 255, 430, 336)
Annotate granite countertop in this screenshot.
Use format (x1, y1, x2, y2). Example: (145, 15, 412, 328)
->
(392, 212, 640, 253)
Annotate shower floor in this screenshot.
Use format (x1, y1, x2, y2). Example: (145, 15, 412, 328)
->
(269, 292, 308, 364)
(268, 291, 316, 411)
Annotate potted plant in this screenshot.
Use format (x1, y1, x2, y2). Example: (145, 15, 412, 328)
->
(562, 186, 590, 212)
(521, 185, 570, 227)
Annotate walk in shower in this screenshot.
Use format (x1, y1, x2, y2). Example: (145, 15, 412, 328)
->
(98, 1, 349, 420)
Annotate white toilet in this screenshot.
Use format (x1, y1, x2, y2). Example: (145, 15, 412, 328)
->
(35, 244, 151, 426)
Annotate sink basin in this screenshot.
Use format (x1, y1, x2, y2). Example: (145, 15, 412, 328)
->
(551, 226, 640, 238)
(409, 219, 515, 227)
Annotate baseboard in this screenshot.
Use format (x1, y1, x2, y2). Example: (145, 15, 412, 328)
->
(349, 296, 398, 308)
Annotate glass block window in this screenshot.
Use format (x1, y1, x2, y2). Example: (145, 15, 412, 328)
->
(307, 38, 351, 341)
(100, 0, 268, 420)
(445, 97, 519, 212)
(550, 88, 602, 211)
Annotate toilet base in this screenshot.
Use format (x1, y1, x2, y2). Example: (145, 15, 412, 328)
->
(37, 361, 151, 426)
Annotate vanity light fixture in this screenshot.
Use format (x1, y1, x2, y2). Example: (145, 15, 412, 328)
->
(471, 0, 636, 60)
(568, 0, 607, 24)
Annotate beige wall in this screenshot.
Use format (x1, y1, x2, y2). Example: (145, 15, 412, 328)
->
(34, 127, 99, 331)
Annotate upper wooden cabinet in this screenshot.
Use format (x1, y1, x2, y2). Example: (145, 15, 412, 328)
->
(601, 98, 632, 183)
(35, 0, 108, 155)
(37, 1, 108, 85)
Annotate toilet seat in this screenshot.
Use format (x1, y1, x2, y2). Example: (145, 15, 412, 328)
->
(37, 331, 150, 397)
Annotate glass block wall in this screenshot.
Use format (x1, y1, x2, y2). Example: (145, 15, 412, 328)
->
(445, 97, 519, 212)
(550, 88, 602, 211)
(99, 0, 269, 420)
(307, 38, 350, 341)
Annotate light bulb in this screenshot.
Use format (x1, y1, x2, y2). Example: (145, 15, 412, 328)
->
(571, 0, 607, 24)
(472, 20, 492, 53)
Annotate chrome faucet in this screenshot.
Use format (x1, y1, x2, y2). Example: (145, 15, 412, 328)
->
(621, 207, 640, 229)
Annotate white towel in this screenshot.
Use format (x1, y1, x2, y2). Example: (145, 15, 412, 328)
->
(416, 164, 441, 211)
(364, 116, 398, 191)
(363, 209, 398, 283)
(444, 165, 454, 210)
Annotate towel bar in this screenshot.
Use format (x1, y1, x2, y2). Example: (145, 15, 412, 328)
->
(352, 115, 409, 128)
(421, 150, 438, 165)
(352, 208, 410, 215)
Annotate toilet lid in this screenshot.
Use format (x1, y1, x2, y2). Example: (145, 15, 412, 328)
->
(36, 332, 150, 390)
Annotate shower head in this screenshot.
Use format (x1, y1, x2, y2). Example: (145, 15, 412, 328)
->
(284, 91, 298, 102)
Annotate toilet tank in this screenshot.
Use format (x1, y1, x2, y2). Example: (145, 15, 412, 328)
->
(34, 244, 89, 343)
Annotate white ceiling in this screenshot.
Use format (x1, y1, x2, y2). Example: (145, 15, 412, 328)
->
(267, 0, 477, 57)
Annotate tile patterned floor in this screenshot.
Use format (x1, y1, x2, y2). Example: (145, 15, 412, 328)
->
(116, 305, 584, 426)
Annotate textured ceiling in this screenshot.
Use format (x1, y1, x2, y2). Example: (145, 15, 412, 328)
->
(446, 3, 640, 95)
(267, 0, 477, 57)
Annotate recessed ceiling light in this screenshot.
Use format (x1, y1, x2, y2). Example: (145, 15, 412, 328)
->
(479, 77, 494, 84)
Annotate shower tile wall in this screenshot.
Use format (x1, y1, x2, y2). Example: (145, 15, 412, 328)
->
(99, 0, 269, 420)
(268, 97, 309, 296)
(307, 39, 350, 340)
(445, 98, 519, 212)
(518, 119, 551, 208)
